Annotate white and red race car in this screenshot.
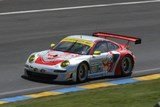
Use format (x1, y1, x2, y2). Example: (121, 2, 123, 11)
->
(24, 32, 141, 82)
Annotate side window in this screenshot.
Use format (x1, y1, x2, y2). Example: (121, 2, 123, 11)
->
(93, 41, 109, 53)
(108, 42, 119, 51)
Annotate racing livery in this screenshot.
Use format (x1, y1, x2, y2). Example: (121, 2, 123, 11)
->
(24, 32, 141, 82)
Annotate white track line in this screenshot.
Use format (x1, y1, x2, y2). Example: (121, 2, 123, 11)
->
(0, 67, 160, 96)
(134, 67, 160, 73)
(0, 0, 160, 16)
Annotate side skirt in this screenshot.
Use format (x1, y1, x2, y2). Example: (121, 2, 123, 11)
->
(88, 71, 115, 79)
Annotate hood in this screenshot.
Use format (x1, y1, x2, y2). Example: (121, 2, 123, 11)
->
(35, 50, 80, 66)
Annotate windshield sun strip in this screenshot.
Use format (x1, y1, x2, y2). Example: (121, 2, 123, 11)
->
(61, 38, 94, 47)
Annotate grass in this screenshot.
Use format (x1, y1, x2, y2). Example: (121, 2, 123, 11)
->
(1, 79, 160, 107)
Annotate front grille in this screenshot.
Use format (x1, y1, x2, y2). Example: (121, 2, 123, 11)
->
(26, 70, 58, 79)
(54, 70, 67, 73)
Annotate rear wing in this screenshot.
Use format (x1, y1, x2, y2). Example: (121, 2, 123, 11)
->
(93, 32, 141, 44)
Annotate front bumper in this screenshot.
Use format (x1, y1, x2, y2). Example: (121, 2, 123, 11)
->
(24, 69, 58, 80)
(24, 63, 77, 82)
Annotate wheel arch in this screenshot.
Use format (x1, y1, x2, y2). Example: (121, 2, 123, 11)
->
(76, 60, 90, 83)
(114, 53, 135, 76)
(125, 54, 135, 65)
(77, 61, 90, 71)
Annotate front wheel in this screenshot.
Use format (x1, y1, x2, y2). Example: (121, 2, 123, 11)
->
(77, 63, 88, 83)
(121, 56, 134, 76)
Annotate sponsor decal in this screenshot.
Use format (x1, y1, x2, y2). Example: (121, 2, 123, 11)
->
(43, 51, 79, 62)
(90, 59, 103, 73)
(35, 50, 80, 66)
(102, 53, 114, 72)
(35, 57, 64, 66)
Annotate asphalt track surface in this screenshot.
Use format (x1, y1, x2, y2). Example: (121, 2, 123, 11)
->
(0, 0, 160, 98)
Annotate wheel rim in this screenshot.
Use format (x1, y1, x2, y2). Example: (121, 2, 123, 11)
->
(121, 57, 132, 74)
(78, 64, 88, 81)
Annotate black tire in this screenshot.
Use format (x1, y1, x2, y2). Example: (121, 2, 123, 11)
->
(121, 55, 134, 76)
(77, 63, 88, 83)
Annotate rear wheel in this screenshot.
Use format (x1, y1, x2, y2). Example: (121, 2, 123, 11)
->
(77, 63, 88, 83)
(121, 56, 133, 76)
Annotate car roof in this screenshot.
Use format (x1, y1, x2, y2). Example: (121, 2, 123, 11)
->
(65, 35, 108, 42)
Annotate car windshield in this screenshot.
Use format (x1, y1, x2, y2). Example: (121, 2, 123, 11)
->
(53, 41, 91, 55)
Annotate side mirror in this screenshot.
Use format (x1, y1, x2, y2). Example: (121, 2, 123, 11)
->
(93, 51, 101, 55)
(50, 43, 55, 48)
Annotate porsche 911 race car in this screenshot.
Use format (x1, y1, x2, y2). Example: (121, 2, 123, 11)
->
(24, 32, 141, 82)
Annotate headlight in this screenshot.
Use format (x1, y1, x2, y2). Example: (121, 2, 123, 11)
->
(61, 60, 70, 67)
(28, 54, 35, 63)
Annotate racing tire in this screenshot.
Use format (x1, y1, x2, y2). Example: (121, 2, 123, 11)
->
(120, 55, 134, 76)
(77, 62, 88, 83)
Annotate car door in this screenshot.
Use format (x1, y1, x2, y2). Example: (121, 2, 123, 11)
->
(89, 41, 113, 75)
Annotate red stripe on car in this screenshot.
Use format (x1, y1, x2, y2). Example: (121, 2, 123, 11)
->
(35, 57, 64, 66)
